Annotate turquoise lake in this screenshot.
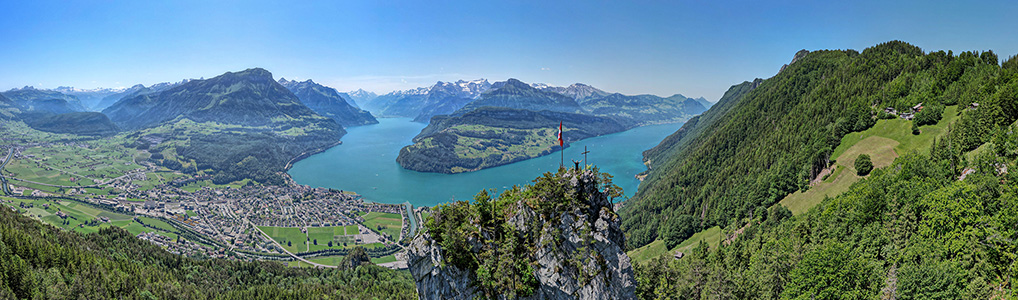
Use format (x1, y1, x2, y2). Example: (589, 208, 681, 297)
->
(288, 118, 684, 208)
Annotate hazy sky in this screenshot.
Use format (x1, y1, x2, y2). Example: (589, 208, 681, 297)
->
(2, 0, 1017, 101)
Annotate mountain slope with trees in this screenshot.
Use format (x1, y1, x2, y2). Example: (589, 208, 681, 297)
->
(626, 40, 1018, 298)
(102, 68, 344, 184)
(278, 78, 378, 127)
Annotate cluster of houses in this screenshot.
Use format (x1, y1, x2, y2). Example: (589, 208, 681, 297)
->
(883, 102, 925, 120)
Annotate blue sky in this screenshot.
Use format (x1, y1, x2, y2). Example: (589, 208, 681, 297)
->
(1, 0, 1017, 101)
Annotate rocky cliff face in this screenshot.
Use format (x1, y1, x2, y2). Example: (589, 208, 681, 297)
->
(409, 169, 637, 300)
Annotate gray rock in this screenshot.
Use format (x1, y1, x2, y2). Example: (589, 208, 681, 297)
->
(408, 170, 636, 300)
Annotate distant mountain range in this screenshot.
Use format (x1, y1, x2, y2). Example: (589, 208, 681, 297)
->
(396, 78, 708, 173)
(369, 79, 492, 122)
(0, 86, 118, 135)
(278, 78, 378, 127)
(345, 89, 377, 108)
(53, 86, 125, 111)
(2, 86, 88, 114)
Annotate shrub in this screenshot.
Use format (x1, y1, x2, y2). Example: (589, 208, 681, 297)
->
(855, 154, 873, 176)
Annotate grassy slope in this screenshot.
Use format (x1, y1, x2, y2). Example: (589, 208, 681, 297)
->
(628, 106, 963, 262)
(2, 197, 178, 239)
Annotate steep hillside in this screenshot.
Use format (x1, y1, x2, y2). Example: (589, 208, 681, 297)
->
(103, 69, 333, 131)
(629, 41, 1018, 299)
(21, 112, 119, 136)
(0, 203, 416, 299)
(279, 78, 378, 127)
(103, 68, 343, 184)
(621, 41, 1011, 252)
(411, 168, 636, 299)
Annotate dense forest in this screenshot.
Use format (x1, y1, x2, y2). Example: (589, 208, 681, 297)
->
(0, 207, 416, 299)
(627, 41, 1018, 298)
(623, 41, 1015, 249)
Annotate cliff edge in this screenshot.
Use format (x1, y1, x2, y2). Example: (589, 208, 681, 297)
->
(409, 168, 636, 299)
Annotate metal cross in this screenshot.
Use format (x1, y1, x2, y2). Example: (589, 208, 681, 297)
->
(582, 146, 590, 168)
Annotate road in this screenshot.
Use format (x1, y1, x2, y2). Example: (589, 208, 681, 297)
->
(247, 219, 337, 269)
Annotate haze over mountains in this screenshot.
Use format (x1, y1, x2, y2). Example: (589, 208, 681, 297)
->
(278, 78, 378, 127)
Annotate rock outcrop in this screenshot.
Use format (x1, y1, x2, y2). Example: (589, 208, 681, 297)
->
(409, 169, 637, 300)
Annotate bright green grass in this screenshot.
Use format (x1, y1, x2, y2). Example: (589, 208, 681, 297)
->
(308, 255, 345, 266)
(137, 216, 177, 232)
(628, 226, 723, 263)
(832, 106, 960, 161)
(186, 210, 197, 217)
(344, 225, 359, 235)
(370, 255, 397, 264)
(306, 226, 354, 251)
(780, 136, 899, 215)
(361, 212, 403, 239)
(258, 226, 307, 253)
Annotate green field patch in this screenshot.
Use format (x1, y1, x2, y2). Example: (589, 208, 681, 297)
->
(344, 225, 359, 235)
(258, 226, 308, 253)
(629, 226, 722, 263)
(137, 216, 177, 232)
(370, 255, 397, 264)
(361, 212, 402, 239)
(186, 210, 197, 217)
(308, 255, 346, 266)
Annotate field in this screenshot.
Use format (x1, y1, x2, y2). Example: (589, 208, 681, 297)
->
(4, 142, 145, 187)
(780, 105, 962, 215)
(308, 255, 346, 266)
(370, 254, 397, 264)
(257, 226, 308, 253)
(628, 226, 721, 263)
(359, 212, 403, 240)
(1, 197, 177, 239)
(259, 225, 376, 253)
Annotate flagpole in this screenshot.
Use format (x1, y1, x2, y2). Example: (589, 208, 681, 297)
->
(558, 121, 564, 169)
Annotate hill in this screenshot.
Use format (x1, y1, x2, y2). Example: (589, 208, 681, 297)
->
(624, 40, 1018, 298)
(396, 106, 627, 173)
(452, 79, 584, 115)
(21, 112, 119, 136)
(2, 87, 87, 114)
(103, 68, 344, 184)
(0, 201, 416, 299)
(398, 78, 706, 174)
(103, 69, 333, 130)
(278, 78, 378, 127)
